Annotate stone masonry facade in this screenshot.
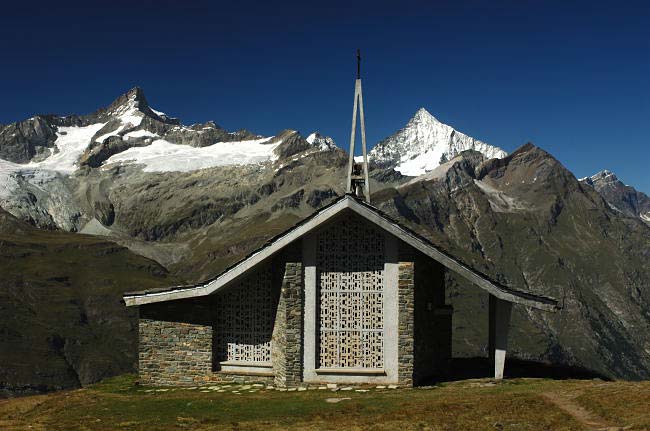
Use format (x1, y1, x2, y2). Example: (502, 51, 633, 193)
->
(138, 283, 278, 386)
(138, 249, 303, 387)
(139, 319, 215, 386)
(398, 261, 415, 386)
(137, 241, 447, 388)
(139, 315, 275, 386)
(272, 260, 304, 387)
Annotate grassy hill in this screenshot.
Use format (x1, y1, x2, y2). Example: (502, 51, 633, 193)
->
(0, 209, 177, 395)
(1, 375, 648, 430)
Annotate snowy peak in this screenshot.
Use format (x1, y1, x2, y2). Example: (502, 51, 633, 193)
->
(103, 87, 147, 120)
(369, 108, 507, 176)
(306, 132, 337, 151)
(271, 130, 338, 159)
(100, 87, 179, 126)
(580, 170, 626, 192)
(408, 107, 439, 125)
(109, 86, 148, 110)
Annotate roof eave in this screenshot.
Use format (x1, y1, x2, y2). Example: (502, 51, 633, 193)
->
(124, 196, 354, 306)
(124, 195, 559, 312)
(345, 199, 559, 312)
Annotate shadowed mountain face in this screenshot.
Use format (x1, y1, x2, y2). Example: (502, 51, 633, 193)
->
(0, 208, 175, 396)
(370, 145, 650, 380)
(0, 88, 649, 395)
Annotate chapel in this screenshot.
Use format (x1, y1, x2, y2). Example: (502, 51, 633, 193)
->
(123, 52, 557, 387)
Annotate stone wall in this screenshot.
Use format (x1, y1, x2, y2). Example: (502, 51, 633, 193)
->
(139, 318, 214, 386)
(138, 278, 279, 386)
(397, 261, 415, 385)
(398, 243, 454, 385)
(272, 258, 304, 387)
(138, 245, 304, 387)
(272, 275, 287, 385)
(138, 297, 218, 385)
(138, 296, 273, 386)
(139, 310, 276, 385)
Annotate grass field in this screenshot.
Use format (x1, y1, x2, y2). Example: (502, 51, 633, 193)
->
(1, 375, 649, 430)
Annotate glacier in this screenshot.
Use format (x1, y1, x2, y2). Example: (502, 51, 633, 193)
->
(104, 137, 278, 173)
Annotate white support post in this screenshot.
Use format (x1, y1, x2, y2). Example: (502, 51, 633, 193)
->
(357, 80, 370, 203)
(346, 80, 360, 194)
(302, 234, 317, 382)
(488, 294, 512, 380)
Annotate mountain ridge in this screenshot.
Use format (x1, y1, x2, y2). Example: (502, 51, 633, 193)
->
(1, 88, 649, 395)
(580, 169, 650, 225)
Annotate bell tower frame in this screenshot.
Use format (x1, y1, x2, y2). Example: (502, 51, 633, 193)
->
(346, 49, 371, 203)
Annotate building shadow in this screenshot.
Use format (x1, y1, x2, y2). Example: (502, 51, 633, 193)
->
(419, 357, 609, 385)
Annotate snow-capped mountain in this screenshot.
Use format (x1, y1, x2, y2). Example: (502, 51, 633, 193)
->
(97, 86, 178, 132)
(580, 170, 650, 224)
(0, 88, 340, 176)
(369, 108, 507, 176)
(0, 88, 340, 230)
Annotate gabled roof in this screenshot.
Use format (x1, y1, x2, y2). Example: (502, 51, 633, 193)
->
(124, 195, 559, 311)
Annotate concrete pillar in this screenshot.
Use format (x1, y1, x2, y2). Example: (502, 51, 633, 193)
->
(302, 233, 317, 382)
(488, 295, 512, 380)
(384, 234, 400, 384)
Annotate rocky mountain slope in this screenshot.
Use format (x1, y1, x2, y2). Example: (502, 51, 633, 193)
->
(0, 208, 175, 396)
(369, 108, 507, 176)
(1, 88, 649, 395)
(372, 145, 650, 380)
(580, 170, 650, 225)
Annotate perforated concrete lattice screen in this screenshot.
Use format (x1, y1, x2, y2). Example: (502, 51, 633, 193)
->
(215, 265, 275, 364)
(317, 218, 385, 369)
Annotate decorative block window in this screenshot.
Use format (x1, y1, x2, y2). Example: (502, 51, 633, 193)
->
(317, 217, 385, 369)
(215, 265, 274, 365)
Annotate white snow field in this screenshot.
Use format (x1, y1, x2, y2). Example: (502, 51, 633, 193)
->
(104, 137, 278, 173)
(395, 147, 448, 177)
(0, 123, 106, 176)
(33, 123, 107, 173)
(399, 154, 461, 187)
(0, 122, 279, 200)
(124, 129, 158, 139)
(111, 98, 145, 127)
(0, 123, 106, 199)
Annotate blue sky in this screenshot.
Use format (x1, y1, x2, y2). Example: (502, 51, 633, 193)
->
(1, 1, 648, 192)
